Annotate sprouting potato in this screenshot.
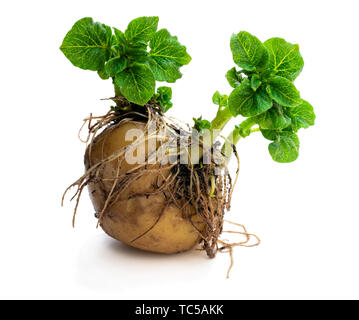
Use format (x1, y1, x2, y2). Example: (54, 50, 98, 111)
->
(61, 16, 315, 275)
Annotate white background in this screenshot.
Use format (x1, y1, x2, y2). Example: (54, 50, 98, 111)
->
(0, 0, 358, 300)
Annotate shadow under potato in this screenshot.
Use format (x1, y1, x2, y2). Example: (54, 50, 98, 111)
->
(76, 235, 214, 291)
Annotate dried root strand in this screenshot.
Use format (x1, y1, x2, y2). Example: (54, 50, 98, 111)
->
(218, 220, 261, 278)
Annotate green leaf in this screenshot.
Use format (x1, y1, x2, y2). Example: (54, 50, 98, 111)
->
(115, 64, 155, 105)
(125, 42, 149, 63)
(251, 74, 262, 91)
(125, 16, 159, 43)
(149, 29, 191, 83)
(156, 86, 172, 99)
(154, 86, 173, 113)
(228, 79, 272, 117)
(255, 103, 291, 130)
(288, 100, 315, 131)
(113, 28, 127, 45)
(97, 70, 110, 80)
(104, 56, 127, 77)
(212, 91, 228, 107)
(113, 28, 127, 54)
(264, 38, 304, 81)
(230, 31, 268, 71)
(261, 129, 278, 141)
(266, 76, 301, 107)
(268, 131, 300, 163)
(235, 122, 253, 138)
(226, 67, 242, 88)
(193, 116, 211, 131)
(60, 17, 112, 71)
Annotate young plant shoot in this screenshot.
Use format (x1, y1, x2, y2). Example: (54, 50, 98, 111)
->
(205, 32, 315, 163)
(61, 17, 315, 264)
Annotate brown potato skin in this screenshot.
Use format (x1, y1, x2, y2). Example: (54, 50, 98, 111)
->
(85, 121, 204, 254)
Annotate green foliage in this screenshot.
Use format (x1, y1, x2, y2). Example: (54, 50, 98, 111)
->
(234, 122, 252, 138)
(113, 28, 127, 54)
(193, 116, 211, 132)
(61, 19, 316, 164)
(149, 29, 191, 82)
(251, 74, 262, 91)
(264, 38, 304, 81)
(114, 64, 155, 106)
(226, 67, 242, 88)
(224, 31, 315, 163)
(255, 103, 291, 130)
(60, 16, 191, 106)
(212, 91, 228, 107)
(98, 70, 110, 80)
(124, 16, 159, 43)
(104, 56, 127, 77)
(261, 129, 300, 163)
(153, 86, 173, 113)
(288, 100, 315, 131)
(60, 18, 112, 71)
(266, 76, 301, 107)
(230, 31, 268, 71)
(228, 78, 272, 117)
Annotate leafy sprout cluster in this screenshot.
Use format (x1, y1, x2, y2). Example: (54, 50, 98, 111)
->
(60, 16, 191, 109)
(205, 31, 316, 163)
(60, 18, 315, 163)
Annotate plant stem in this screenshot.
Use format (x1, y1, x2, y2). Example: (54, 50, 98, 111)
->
(221, 117, 258, 159)
(210, 106, 233, 140)
(113, 81, 129, 109)
(222, 126, 241, 158)
(237, 117, 257, 131)
(114, 82, 122, 97)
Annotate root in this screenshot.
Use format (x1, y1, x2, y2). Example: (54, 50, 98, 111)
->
(96, 161, 121, 227)
(218, 220, 261, 278)
(62, 99, 260, 277)
(130, 201, 169, 243)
